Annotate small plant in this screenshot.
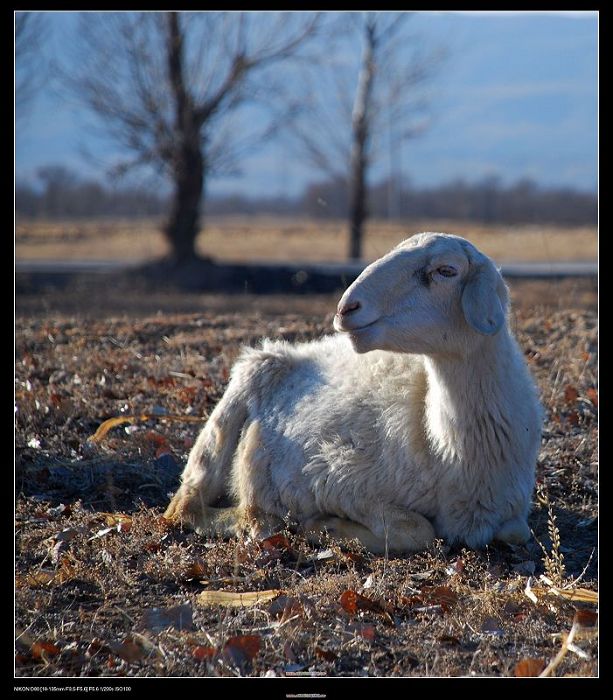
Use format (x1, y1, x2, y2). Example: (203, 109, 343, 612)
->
(534, 482, 566, 586)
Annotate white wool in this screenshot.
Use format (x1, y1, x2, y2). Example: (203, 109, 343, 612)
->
(172, 233, 543, 549)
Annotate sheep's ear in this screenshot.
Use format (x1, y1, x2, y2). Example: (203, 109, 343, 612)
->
(461, 263, 506, 335)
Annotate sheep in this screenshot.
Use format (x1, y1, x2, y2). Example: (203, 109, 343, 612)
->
(165, 232, 543, 553)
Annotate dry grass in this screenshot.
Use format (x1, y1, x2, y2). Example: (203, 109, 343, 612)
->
(15, 281, 597, 678)
(15, 216, 598, 264)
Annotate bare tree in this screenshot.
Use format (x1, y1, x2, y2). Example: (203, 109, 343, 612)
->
(287, 12, 443, 259)
(69, 11, 319, 266)
(15, 12, 48, 120)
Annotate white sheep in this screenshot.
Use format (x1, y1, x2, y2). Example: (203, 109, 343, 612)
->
(165, 232, 543, 553)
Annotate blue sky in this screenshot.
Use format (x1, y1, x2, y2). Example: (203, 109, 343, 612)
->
(15, 11, 598, 197)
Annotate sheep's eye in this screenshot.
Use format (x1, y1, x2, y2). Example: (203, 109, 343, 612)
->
(437, 265, 457, 278)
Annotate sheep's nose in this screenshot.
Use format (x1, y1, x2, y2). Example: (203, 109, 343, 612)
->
(337, 300, 361, 317)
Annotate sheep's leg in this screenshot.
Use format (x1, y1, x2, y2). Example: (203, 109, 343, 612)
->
(303, 511, 435, 554)
(164, 372, 249, 530)
(494, 517, 531, 545)
(166, 418, 285, 540)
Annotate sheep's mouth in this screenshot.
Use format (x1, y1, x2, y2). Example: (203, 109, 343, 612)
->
(334, 317, 380, 334)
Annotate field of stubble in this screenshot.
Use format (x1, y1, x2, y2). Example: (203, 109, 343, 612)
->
(15, 266, 597, 678)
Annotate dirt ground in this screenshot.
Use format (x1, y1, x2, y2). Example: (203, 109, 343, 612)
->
(15, 277, 597, 679)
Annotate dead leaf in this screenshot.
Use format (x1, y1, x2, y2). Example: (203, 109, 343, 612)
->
(16, 569, 64, 588)
(586, 387, 598, 407)
(353, 623, 376, 642)
(564, 385, 579, 404)
(268, 595, 304, 621)
(438, 634, 461, 646)
(339, 589, 387, 615)
(30, 641, 60, 660)
(98, 512, 133, 527)
(108, 637, 146, 664)
(89, 413, 204, 443)
(530, 586, 598, 604)
(574, 609, 598, 628)
(223, 635, 261, 667)
(423, 586, 458, 612)
(342, 551, 364, 564)
(185, 559, 207, 580)
(260, 533, 292, 552)
(192, 645, 217, 661)
(315, 646, 337, 662)
(138, 604, 193, 633)
(197, 589, 282, 608)
(514, 658, 546, 677)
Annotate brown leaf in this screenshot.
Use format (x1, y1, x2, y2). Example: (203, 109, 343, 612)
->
(514, 658, 546, 677)
(567, 410, 579, 426)
(574, 608, 598, 628)
(223, 635, 261, 666)
(260, 533, 292, 552)
(438, 634, 461, 646)
(184, 559, 207, 580)
(586, 387, 598, 407)
(192, 645, 217, 661)
(564, 385, 579, 404)
(342, 551, 364, 564)
(315, 646, 337, 662)
(109, 637, 145, 664)
(354, 623, 376, 642)
(423, 585, 458, 612)
(268, 595, 304, 621)
(339, 589, 387, 615)
(30, 641, 60, 660)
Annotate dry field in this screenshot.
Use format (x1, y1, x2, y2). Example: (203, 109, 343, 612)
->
(15, 216, 598, 264)
(15, 277, 598, 679)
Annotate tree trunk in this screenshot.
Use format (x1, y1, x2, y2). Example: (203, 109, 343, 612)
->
(348, 149, 367, 260)
(164, 12, 204, 265)
(348, 21, 376, 260)
(165, 140, 204, 263)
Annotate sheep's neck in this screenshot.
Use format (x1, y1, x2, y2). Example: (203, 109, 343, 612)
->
(423, 331, 515, 467)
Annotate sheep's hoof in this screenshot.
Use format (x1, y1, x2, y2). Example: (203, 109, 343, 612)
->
(302, 513, 435, 555)
(494, 518, 531, 545)
(164, 487, 245, 538)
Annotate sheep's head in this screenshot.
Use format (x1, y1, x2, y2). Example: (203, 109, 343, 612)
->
(334, 233, 509, 356)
